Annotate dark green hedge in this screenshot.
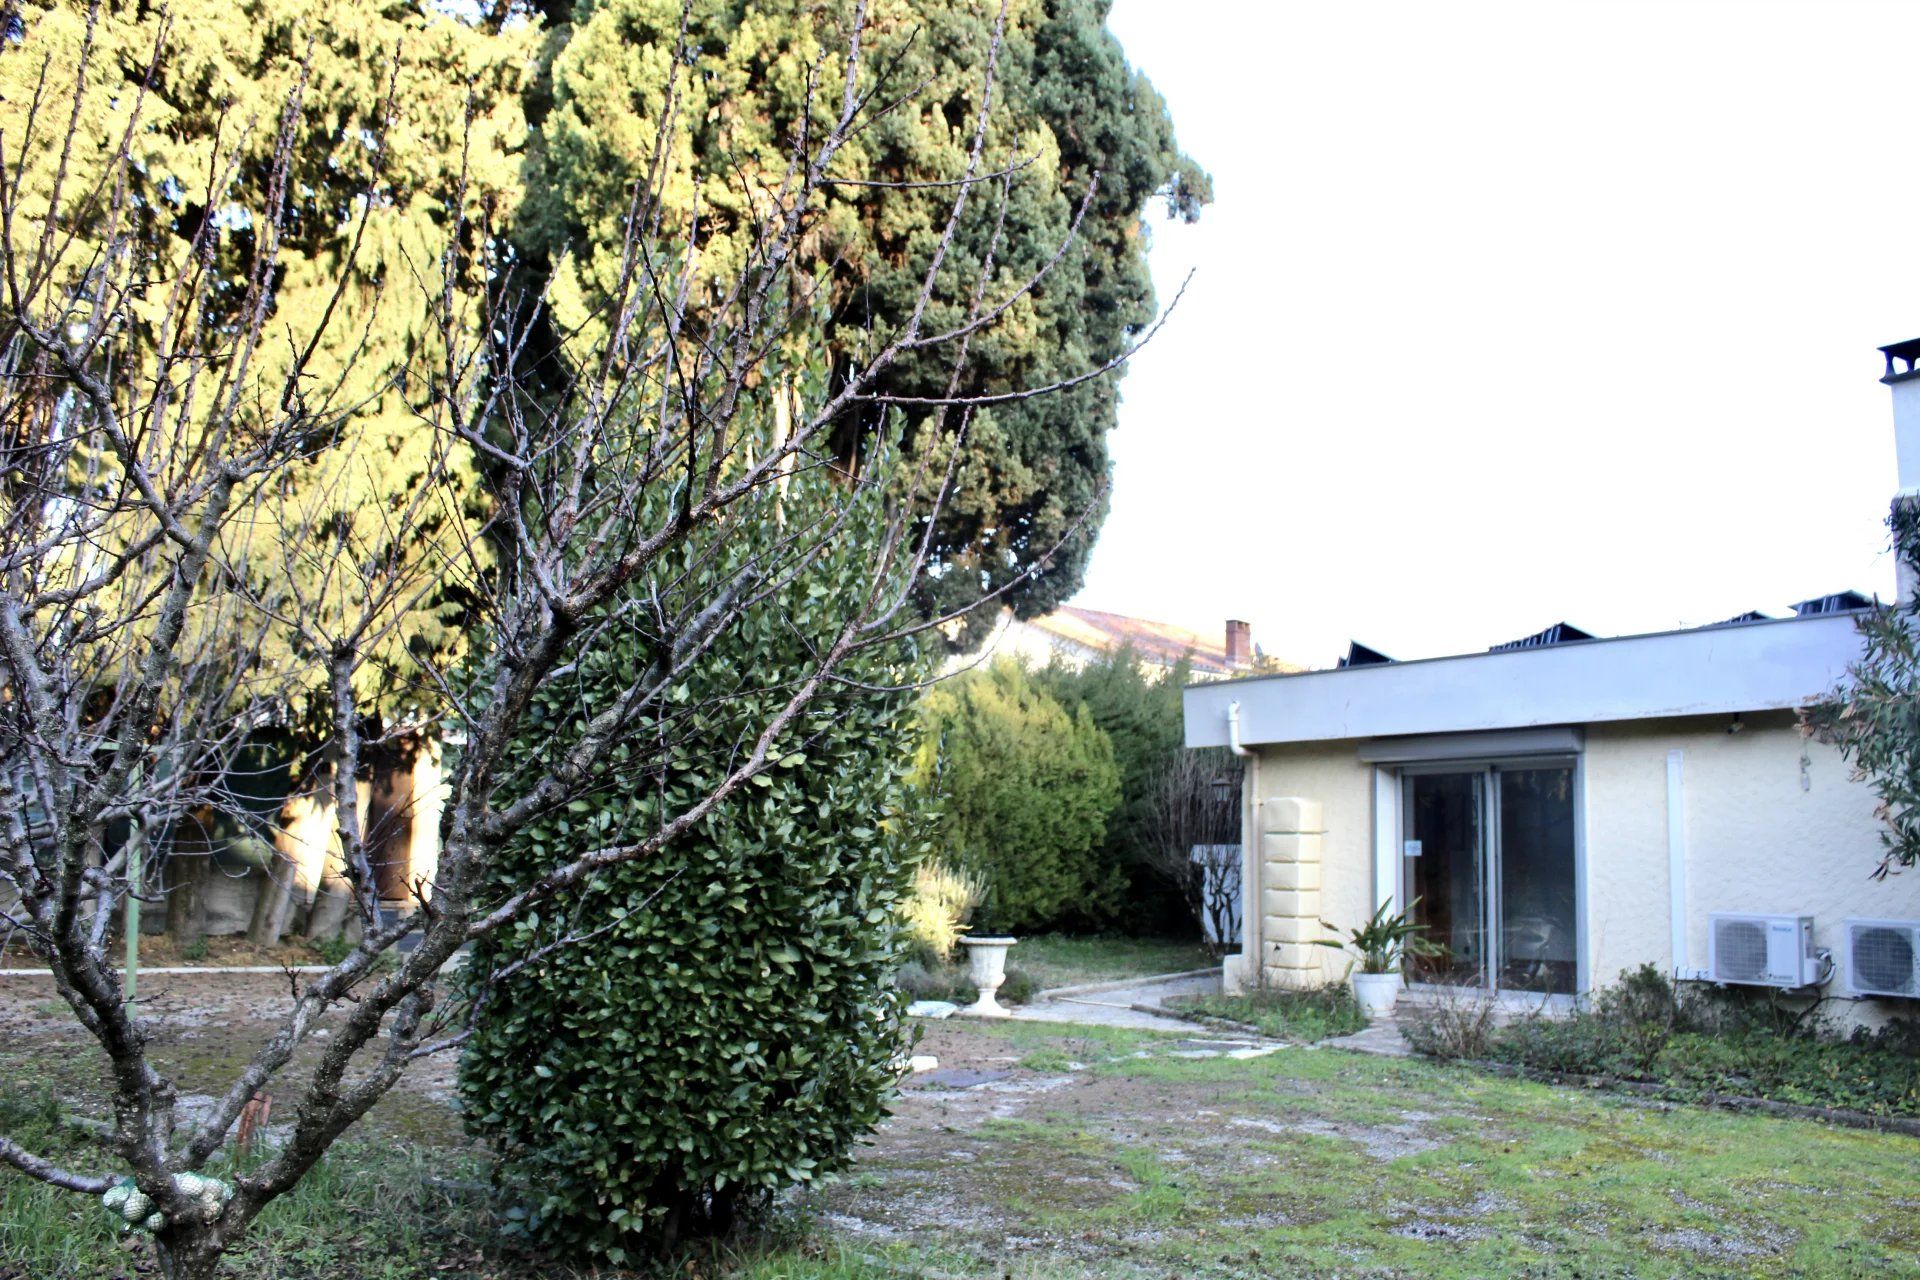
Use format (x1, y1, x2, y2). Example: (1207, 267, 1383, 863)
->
(459, 458, 926, 1263)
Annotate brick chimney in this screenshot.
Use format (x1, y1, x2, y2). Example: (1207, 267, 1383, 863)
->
(1881, 338, 1920, 605)
(1225, 619, 1251, 668)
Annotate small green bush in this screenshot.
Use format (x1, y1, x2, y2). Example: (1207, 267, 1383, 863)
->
(895, 960, 975, 1005)
(914, 660, 1123, 932)
(894, 961, 1036, 1007)
(1397, 985, 1499, 1059)
(462, 449, 928, 1263)
(998, 967, 1038, 1006)
(899, 860, 983, 967)
(1440, 966, 1920, 1117)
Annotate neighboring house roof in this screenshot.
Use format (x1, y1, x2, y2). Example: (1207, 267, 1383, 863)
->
(1025, 607, 1286, 676)
(1184, 606, 1870, 749)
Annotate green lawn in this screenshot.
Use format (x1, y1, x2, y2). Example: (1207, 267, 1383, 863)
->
(1167, 986, 1368, 1042)
(6, 980, 1919, 1278)
(1004, 934, 1215, 992)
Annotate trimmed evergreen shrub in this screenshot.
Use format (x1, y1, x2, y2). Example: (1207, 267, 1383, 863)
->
(914, 660, 1122, 932)
(459, 450, 928, 1262)
(1034, 646, 1190, 932)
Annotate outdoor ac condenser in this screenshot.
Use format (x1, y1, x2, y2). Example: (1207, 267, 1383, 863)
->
(1707, 913, 1819, 988)
(1844, 919, 1920, 998)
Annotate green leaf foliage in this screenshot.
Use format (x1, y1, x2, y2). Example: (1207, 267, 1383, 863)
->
(1033, 645, 1189, 930)
(458, 441, 930, 1261)
(1411, 966, 1920, 1118)
(1807, 503, 1920, 875)
(913, 659, 1121, 931)
(519, 0, 1210, 648)
(2, 0, 532, 726)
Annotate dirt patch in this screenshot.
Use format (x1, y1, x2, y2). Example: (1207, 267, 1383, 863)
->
(1227, 1112, 1442, 1160)
(0, 935, 336, 970)
(0, 970, 463, 1144)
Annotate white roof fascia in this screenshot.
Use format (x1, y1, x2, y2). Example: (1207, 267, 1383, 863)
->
(1183, 613, 1867, 750)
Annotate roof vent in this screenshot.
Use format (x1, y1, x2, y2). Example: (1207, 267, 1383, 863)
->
(1715, 610, 1772, 625)
(1489, 621, 1594, 652)
(1880, 337, 1920, 386)
(1791, 591, 1873, 616)
(1337, 640, 1394, 668)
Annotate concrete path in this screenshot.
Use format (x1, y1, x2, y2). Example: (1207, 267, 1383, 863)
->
(1007, 970, 1224, 1033)
(1322, 1014, 1413, 1057)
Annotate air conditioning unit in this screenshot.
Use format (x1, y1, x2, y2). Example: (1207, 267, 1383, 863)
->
(1707, 913, 1819, 988)
(1845, 919, 1920, 998)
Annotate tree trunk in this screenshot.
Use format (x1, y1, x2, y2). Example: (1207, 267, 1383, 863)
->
(245, 853, 297, 947)
(301, 881, 351, 942)
(155, 1227, 226, 1280)
(164, 816, 215, 943)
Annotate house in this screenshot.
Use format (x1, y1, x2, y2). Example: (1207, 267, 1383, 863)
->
(1183, 340, 1920, 1024)
(976, 607, 1287, 679)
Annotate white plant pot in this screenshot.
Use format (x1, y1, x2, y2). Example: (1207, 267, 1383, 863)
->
(1351, 970, 1403, 1020)
(960, 936, 1018, 1016)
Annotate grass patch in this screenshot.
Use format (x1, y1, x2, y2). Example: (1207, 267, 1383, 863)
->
(11, 986, 1920, 1278)
(1006, 934, 1213, 991)
(849, 1025, 1920, 1276)
(1168, 985, 1367, 1042)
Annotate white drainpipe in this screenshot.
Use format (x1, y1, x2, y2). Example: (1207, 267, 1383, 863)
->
(1666, 748, 1692, 979)
(1227, 701, 1252, 758)
(1228, 703, 1257, 987)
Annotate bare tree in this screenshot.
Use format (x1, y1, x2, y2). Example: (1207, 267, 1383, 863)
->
(0, 6, 1178, 1276)
(1142, 748, 1243, 957)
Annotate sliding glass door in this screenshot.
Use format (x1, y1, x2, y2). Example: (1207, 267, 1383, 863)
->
(1495, 766, 1578, 994)
(1402, 771, 1486, 985)
(1401, 761, 1577, 995)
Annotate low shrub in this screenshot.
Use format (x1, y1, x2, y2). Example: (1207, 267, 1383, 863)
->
(900, 861, 983, 967)
(1172, 984, 1366, 1043)
(998, 967, 1038, 1006)
(895, 960, 974, 1006)
(1416, 966, 1920, 1117)
(894, 961, 1036, 1007)
(1398, 986, 1499, 1060)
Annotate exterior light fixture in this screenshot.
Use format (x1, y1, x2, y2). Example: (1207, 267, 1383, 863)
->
(1210, 775, 1235, 807)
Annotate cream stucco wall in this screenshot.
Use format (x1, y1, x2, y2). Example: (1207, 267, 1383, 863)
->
(1247, 714, 1920, 1023)
(1246, 741, 1377, 986)
(1583, 713, 1920, 991)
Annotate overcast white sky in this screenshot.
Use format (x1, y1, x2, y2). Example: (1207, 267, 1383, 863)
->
(1078, 0, 1920, 667)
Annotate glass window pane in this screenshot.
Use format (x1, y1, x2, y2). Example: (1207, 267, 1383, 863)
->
(1402, 771, 1484, 985)
(1497, 766, 1577, 994)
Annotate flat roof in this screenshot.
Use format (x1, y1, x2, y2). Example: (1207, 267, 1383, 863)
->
(1183, 611, 1868, 749)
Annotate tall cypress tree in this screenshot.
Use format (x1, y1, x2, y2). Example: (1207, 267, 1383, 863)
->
(2, 0, 532, 718)
(517, 0, 1209, 646)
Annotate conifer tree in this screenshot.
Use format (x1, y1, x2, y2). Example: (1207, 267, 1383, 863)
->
(518, 0, 1209, 645)
(2, 0, 532, 719)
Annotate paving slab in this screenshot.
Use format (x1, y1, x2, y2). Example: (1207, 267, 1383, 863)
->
(1006, 971, 1226, 1034)
(1323, 1015, 1414, 1057)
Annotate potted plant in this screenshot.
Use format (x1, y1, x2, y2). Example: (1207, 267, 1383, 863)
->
(957, 891, 1017, 1017)
(1315, 899, 1435, 1019)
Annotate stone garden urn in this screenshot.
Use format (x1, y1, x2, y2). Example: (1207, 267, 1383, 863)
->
(959, 936, 1018, 1016)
